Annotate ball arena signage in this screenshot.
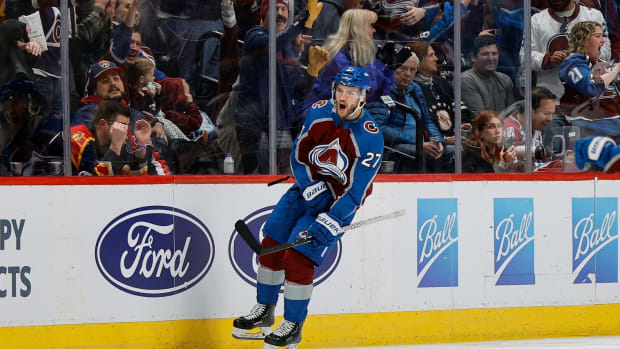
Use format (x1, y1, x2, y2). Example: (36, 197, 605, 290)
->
(95, 206, 215, 297)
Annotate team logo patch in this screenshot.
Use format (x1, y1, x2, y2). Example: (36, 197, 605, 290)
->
(52, 19, 61, 43)
(309, 138, 349, 185)
(72, 132, 85, 142)
(572, 198, 618, 284)
(228, 206, 342, 289)
(312, 100, 328, 109)
(493, 198, 535, 286)
(430, 102, 452, 131)
(417, 198, 458, 288)
(95, 206, 215, 297)
(364, 121, 379, 134)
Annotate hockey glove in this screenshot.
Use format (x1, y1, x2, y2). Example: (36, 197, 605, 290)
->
(302, 180, 333, 215)
(575, 136, 616, 171)
(308, 213, 344, 247)
(304, 0, 323, 29)
(307, 46, 330, 78)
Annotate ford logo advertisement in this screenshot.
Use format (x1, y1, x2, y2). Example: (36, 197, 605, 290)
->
(229, 206, 341, 288)
(95, 206, 215, 297)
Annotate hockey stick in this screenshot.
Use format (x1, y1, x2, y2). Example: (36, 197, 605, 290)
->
(235, 209, 406, 256)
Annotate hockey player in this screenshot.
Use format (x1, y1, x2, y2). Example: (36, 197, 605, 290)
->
(232, 66, 384, 348)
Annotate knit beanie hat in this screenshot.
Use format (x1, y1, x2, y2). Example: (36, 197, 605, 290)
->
(260, 0, 289, 20)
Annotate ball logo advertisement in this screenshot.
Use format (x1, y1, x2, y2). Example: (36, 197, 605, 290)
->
(95, 206, 215, 297)
(417, 198, 458, 287)
(229, 206, 341, 288)
(572, 198, 618, 284)
(493, 198, 535, 286)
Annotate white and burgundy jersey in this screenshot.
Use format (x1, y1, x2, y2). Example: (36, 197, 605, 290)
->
(32, 6, 61, 78)
(521, 4, 610, 101)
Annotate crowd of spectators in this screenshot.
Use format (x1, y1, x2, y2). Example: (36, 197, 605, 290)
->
(0, 0, 619, 176)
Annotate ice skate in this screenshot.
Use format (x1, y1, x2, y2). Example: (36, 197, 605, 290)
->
(232, 303, 275, 340)
(263, 319, 303, 348)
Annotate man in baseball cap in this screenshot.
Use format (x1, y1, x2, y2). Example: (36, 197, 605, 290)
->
(73, 60, 170, 175)
(85, 60, 125, 99)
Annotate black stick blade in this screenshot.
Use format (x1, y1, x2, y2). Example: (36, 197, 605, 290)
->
(235, 220, 262, 255)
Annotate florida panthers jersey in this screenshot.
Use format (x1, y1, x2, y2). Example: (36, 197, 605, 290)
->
(522, 4, 609, 101)
(292, 99, 384, 224)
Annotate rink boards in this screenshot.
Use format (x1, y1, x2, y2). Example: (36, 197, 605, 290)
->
(1, 173, 620, 348)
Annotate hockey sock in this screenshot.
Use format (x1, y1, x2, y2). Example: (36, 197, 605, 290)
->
(283, 249, 315, 322)
(257, 237, 285, 305)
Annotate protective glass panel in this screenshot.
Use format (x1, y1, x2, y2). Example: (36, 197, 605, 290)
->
(458, 0, 526, 173)
(0, 0, 67, 176)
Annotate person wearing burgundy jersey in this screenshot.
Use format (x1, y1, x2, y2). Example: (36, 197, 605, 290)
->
(232, 66, 383, 348)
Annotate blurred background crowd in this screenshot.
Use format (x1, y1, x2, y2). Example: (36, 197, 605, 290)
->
(0, 0, 619, 176)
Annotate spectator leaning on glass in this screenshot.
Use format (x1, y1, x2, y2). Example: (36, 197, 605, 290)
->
(462, 110, 517, 173)
(558, 21, 620, 142)
(461, 35, 516, 116)
(373, 46, 445, 173)
(69, 101, 154, 176)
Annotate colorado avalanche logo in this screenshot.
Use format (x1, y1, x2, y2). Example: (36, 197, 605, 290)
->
(312, 100, 328, 109)
(52, 18, 61, 43)
(364, 121, 379, 134)
(309, 138, 349, 185)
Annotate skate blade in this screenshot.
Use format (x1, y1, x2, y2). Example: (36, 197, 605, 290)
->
(232, 326, 272, 340)
(263, 344, 298, 349)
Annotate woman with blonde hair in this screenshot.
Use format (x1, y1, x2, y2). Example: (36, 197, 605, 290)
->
(558, 21, 620, 140)
(462, 110, 516, 173)
(295, 9, 393, 120)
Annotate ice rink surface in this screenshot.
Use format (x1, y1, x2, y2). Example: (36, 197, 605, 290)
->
(329, 336, 620, 349)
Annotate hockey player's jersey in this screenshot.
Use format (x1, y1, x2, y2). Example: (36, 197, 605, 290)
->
(521, 4, 610, 101)
(558, 54, 620, 140)
(292, 99, 384, 224)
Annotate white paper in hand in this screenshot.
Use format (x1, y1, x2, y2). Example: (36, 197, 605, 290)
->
(19, 11, 48, 52)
